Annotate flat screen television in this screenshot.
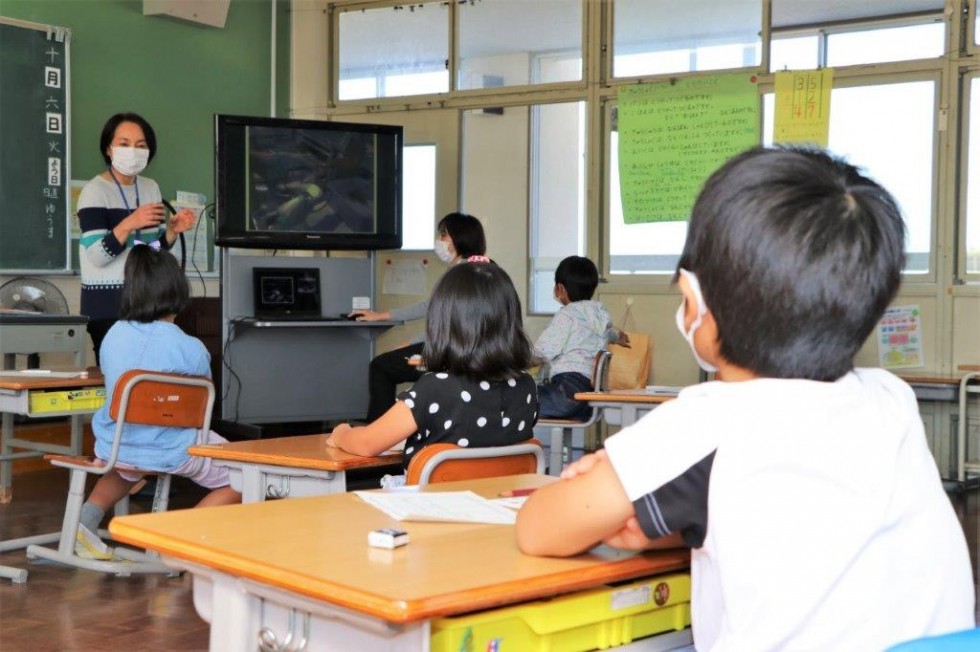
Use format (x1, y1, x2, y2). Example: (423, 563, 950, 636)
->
(214, 114, 403, 250)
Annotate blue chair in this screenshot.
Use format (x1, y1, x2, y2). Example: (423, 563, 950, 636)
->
(887, 628, 980, 651)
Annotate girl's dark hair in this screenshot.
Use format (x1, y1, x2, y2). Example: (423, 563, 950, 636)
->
(99, 112, 157, 166)
(677, 145, 906, 381)
(423, 262, 533, 381)
(437, 212, 486, 259)
(119, 246, 189, 323)
(555, 255, 599, 302)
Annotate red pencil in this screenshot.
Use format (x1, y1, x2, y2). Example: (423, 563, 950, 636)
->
(499, 488, 536, 498)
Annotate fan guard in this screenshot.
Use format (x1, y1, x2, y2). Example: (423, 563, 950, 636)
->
(0, 277, 70, 315)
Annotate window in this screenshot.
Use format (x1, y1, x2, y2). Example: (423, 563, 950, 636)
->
(402, 144, 437, 250)
(964, 75, 980, 275)
(826, 23, 944, 67)
(530, 102, 586, 313)
(763, 80, 937, 274)
(770, 0, 945, 70)
(457, 0, 581, 89)
(613, 0, 761, 78)
(338, 2, 449, 100)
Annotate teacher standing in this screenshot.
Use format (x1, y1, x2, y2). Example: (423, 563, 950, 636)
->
(77, 112, 196, 365)
(351, 212, 487, 421)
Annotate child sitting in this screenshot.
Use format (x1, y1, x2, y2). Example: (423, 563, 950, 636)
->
(516, 146, 974, 650)
(327, 258, 539, 484)
(535, 256, 628, 419)
(75, 244, 241, 559)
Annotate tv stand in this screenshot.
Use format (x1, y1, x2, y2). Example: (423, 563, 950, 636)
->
(219, 251, 396, 436)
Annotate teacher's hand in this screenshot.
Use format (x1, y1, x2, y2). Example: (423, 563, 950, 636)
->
(349, 309, 391, 322)
(125, 203, 166, 231)
(165, 208, 196, 244)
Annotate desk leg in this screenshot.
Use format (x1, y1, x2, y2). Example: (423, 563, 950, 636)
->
(234, 466, 267, 503)
(1, 411, 13, 503)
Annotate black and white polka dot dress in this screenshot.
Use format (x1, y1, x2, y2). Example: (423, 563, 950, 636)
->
(396, 371, 539, 471)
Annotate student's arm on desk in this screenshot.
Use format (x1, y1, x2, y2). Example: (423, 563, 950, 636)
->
(516, 450, 684, 557)
(326, 402, 416, 457)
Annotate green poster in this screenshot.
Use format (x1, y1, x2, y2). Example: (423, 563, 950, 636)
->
(617, 74, 760, 224)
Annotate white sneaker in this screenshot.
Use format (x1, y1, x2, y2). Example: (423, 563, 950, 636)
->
(75, 524, 113, 560)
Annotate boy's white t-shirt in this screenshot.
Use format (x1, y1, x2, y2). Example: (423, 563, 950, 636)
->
(604, 368, 974, 652)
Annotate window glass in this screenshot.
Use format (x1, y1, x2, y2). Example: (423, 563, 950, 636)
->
(530, 102, 586, 312)
(613, 0, 760, 78)
(965, 77, 980, 274)
(457, 0, 581, 89)
(826, 23, 944, 67)
(763, 80, 936, 273)
(770, 34, 819, 72)
(338, 3, 449, 100)
(402, 145, 437, 251)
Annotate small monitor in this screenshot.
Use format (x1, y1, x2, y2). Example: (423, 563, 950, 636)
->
(252, 267, 322, 320)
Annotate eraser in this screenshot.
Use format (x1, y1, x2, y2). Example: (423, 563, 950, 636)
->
(368, 528, 409, 549)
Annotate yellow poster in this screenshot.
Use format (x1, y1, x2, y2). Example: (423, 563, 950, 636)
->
(774, 69, 833, 147)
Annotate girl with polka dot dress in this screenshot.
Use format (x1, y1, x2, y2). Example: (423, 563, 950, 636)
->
(327, 259, 538, 484)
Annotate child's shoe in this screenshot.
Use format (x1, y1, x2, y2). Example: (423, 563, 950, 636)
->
(75, 524, 113, 560)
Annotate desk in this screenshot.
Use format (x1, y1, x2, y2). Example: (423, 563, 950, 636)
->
(110, 474, 690, 651)
(896, 372, 980, 485)
(0, 372, 104, 583)
(958, 371, 980, 483)
(189, 434, 403, 502)
(574, 389, 677, 428)
(0, 373, 104, 502)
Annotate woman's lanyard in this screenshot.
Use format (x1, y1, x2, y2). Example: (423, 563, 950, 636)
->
(109, 169, 140, 211)
(109, 169, 145, 244)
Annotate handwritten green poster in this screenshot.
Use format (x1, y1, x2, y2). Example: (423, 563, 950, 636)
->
(618, 74, 759, 223)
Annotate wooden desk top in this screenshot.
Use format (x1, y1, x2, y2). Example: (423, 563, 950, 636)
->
(110, 474, 690, 623)
(0, 373, 104, 391)
(574, 389, 678, 405)
(895, 372, 976, 386)
(189, 434, 403, 472)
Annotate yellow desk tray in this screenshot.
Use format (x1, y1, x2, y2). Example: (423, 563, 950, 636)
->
(431, 572, 691, 652)
(29, 387, 106, 414)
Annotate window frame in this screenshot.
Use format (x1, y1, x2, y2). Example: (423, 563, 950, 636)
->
(959, 68, 980, 282)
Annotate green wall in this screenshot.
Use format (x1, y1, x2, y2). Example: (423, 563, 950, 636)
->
(0, 0, 289, 207)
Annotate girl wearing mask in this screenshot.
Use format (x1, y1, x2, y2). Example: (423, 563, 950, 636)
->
(77, 112, 196, 365)
(350, 212, 487, 421)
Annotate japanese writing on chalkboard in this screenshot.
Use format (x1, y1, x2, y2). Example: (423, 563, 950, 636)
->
(617, 74, 760, 224)
(0, 19, 71, 271)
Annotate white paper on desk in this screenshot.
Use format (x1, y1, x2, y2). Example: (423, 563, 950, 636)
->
(2, 369, 87, 378)
(355, 490, 517, 524)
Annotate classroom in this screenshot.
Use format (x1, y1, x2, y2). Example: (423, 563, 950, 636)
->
(1, 0, 979, 650)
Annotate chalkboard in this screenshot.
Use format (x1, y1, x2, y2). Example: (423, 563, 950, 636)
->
(0, 17, 71, 272)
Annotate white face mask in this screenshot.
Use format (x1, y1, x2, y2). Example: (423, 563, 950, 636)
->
(110, 146, 149, 177)
(675, 268, 718, 373)
(434, 238, 455, 263)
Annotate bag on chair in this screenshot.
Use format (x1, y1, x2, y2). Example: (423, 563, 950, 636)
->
(607, 302, 652, 390)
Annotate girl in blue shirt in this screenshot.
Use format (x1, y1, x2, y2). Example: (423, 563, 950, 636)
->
(76, 245, 240, 559)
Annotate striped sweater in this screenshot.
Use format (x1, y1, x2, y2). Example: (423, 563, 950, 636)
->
(77, 174, 171, 320)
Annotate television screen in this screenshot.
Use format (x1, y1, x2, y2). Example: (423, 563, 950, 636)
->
(215, 114, 402, 250)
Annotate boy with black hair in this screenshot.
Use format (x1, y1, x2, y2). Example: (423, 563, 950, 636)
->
(534, 256, 628, 419)
(517, 147, 974, 650)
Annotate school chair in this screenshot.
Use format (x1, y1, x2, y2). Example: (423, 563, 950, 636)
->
(26, 370, 214, 577)
(886, 627, 980, 651)
(534, 349, 612, 476)
(406, 438, 545, 486)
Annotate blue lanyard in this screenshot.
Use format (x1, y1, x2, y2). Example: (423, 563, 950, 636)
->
(109, 168, 140, 211)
